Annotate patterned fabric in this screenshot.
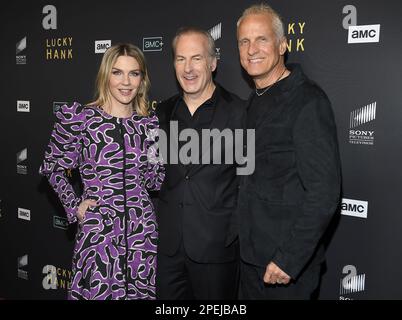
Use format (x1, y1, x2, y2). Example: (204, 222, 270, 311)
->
(39, 102, 165, 300)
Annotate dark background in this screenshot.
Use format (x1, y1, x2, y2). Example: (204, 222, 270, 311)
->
(1, 0, 402, 299)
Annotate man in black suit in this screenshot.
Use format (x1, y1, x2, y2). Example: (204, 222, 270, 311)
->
(155, 27, 246, 299)
(236, 4, 341, 299)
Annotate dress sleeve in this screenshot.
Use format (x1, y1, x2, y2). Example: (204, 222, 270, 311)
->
(39, 102, 86, 224)
(143, 112, 165, 191)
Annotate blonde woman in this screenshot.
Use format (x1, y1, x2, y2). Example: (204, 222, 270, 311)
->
(39, 43, 164, 300)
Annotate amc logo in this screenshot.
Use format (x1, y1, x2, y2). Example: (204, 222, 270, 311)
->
(341, 198, 368, 218)
(95, 40, 111, 53)
(348, 24, 380, 43)
(143, 37, 163, 52)
(17, 100, 30, 112)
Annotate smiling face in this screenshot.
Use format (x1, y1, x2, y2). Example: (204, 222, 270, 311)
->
(108, 55, 142, 108)
(237, 13, 287, 88)
(174, 32, 217, 100)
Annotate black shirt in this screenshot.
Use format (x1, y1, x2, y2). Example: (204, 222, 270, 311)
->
(172, 87, 218, 168)
(174, 88, 217, 130)
(246, 77, 289, 130)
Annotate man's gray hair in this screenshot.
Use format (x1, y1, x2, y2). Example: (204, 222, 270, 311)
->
(237, 3, 285, 42)
(172, 26, 216, 59)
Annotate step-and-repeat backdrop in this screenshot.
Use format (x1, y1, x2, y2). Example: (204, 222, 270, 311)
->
(1, 0, 402, 299)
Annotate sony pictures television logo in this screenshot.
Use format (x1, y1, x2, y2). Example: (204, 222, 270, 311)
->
(18, 255, 28, 280)
(16, 37, 27, 65)
(143, 37, 163, 52)
(349, 102, 376, 145)
(209, 23, 222, 60)
(17, 148, 28, 175)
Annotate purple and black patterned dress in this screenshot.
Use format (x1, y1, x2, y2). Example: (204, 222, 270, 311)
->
(39, 102, 164, 300)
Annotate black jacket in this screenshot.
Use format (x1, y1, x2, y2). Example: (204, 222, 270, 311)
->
(238, 64, 341, 279)
(156, 84, 246, 263)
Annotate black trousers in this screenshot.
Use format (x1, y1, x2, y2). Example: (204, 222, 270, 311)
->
(156, 241, 239, 300)
(239, 260, 321, 300)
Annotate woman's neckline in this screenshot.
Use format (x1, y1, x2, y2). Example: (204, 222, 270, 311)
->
(96, 105, 136, 120)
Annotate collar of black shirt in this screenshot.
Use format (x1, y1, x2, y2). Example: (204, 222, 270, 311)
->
(175, 84, 219, 115)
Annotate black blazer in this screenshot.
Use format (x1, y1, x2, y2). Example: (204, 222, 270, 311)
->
(155, 85, 245, 263)
(237, 64, 341, 280)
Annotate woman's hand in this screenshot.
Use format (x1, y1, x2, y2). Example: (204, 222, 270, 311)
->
(77, 199, 98, 223)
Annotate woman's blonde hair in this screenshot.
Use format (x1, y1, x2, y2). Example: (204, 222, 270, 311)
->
(88, 43, 151, 116)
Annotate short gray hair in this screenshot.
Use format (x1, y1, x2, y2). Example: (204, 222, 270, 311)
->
(172, 26, 216, 59)
(237, 3, 285, 42)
